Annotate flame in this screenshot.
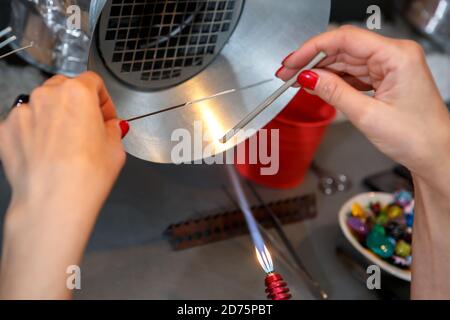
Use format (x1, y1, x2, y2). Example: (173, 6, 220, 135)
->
(256, 245, 274, 274)
(197, 103, 230, 153)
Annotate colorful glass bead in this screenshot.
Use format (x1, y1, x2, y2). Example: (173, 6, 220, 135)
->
(372, 224, 386, 236)
(403, 227, 413, 243)
(406, 255, 412, 265)
(366, 231, 394, 258)
(405, 213, 414, 228)
(392, 255, 412, 268)
(404, 200, 415, 215)
(394, 190, 413, 208)
(375, 212, 389, 226)
(347, 217, 369, 240)
(387, 205, 403, 220)
(395, 240, 412, 258)
(351, 203, 366, 218)
(388, 237, 397, 247)
(385, 221, 405, 240)
(370, 202, 382, 216)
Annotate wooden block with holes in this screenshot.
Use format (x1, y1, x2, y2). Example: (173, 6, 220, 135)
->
(165, 194, 317, 250)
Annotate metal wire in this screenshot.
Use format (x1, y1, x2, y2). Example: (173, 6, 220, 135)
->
(126, 78, 273, 122)
(0, 26, 16, 50)
(0, 43, 34, 60)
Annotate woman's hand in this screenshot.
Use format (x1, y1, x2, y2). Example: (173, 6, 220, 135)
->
(277, 26, 450, 299)
(0, 72, 128, 299)
(277, 26, 450, 187)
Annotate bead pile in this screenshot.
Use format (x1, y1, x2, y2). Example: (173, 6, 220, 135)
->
(346, 190, 414, 269)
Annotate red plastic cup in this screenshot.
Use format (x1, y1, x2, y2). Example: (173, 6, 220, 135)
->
(234, 88, 336, 189)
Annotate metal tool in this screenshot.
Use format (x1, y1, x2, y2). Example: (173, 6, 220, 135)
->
(0, 26, 34, 61)
(223, 186, 325, 300)
(221, 181, 291, 300)
(0, 42, 34, 61)
(245, 181, 328, 300)
(311, 161, 352, 196)
(126, 79, 273, 122)
(220, 51, 328, 143)
(166, 191, 317, 251)
(0, 27, 16, 50)
(88, 0, 331, 163)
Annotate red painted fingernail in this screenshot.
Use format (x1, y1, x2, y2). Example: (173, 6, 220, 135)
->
(282, 52, 295, 65)
(119, 120, 130, 139)
(297, 70, 319, 90)
(275, 66, 284, 78)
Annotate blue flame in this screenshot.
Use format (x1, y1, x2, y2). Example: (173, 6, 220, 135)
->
(226, 166, 274, 273)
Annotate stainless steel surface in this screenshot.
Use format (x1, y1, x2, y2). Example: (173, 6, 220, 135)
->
(97, 0, 245, 90)
(405, 0, 450, 52)
(220, 51, 327, 143)
(10, 0, 93, 75)
(89, 0, 331, 163)
(126, 78, 273, 122)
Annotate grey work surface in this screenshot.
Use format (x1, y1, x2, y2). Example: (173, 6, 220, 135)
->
(0, 115, 411, 299)
(74, 122, 410, 300)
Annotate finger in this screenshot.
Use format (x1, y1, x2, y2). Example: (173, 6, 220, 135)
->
(324, 62, 370, 78)
(278, 66, 373, 91)
(0, 106, 32, 172)
(298, 69, 382, 126)
(0, 122, 5, 161)
(106, 118, 130, 141)
(284, 26, 389, 71)
(75, 71, 118, 121)
(42, 74, 70, 87)
(341, 74, 374, 91)
(105, 118, 123, 141)
(277, 50, 374, 81)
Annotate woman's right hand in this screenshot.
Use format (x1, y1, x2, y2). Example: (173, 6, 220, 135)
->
(276, 26, 450, 186)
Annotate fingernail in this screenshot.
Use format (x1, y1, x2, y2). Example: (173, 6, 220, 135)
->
(119, 120, 130, 139)
(275, 66, 284, 78)
(297, 70, 319, 90)
(282, 52, 295, 65)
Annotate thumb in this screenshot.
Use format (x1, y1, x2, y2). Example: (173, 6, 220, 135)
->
(105, 119, 129, 142)
(297, 69, 379, 125)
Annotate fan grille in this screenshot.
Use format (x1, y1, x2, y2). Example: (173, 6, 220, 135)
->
(98, 0, 244, 90)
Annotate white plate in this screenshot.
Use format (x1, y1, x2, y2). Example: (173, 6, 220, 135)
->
(338, 192, 411, 282)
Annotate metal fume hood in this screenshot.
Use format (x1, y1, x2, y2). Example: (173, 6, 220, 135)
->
(12, 0, 331, 163)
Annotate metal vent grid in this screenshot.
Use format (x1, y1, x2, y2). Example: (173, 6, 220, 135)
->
(98, 0, 244, 90)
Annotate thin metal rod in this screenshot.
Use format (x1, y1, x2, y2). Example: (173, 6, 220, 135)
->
(126, 79, 273, 122)
(0, 42, 34, 60)
(220, 51, 327, 143)
(0, 35, 17, 50)
(245, 181, 328, 299)
(0, 27, 12, 38)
